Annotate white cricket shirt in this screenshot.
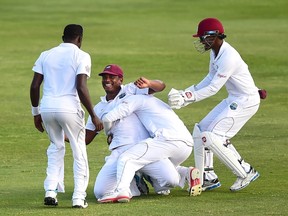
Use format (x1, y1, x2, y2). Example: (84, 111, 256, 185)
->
(32, 43, 91, 113)
(86, 83, 149, 150)
(187, 41, 259, 105)
(103, 94, 194, 145)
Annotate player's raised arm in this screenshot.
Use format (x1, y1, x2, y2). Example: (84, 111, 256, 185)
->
(134, 77, 166, 94)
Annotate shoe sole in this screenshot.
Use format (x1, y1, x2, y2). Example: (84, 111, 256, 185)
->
(188, 168, 202, 196)
(98, 198, 118, 203)
(72, 205, 88, 209)
(202, 182, 221, 192)
(117, 196, 130, 203)
(44, 197, 58, 206)
(230, 172, 260, 192)
(98, 196, 130, 204)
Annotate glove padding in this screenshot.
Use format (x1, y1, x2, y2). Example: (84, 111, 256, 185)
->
(168, 88, 195, 109)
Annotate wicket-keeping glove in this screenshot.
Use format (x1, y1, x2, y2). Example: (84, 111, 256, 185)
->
(168, 88, 195, 109)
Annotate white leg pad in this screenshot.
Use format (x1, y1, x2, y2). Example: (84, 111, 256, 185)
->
(204, 148, 214, 168)
(201, 131, 246, 178)
(193, 123, 204, 185)
(227, 142, 251, 173)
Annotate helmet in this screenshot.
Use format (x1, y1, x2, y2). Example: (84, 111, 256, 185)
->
(193, 18, 224, 37)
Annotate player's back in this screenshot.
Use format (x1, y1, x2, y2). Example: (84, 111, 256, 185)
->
(41, 44, 80, 97)
(129, 95, 193, 144)
(36, 43, 89, 112)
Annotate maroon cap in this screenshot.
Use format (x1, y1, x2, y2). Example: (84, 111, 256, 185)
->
(98, 64, 123, 77)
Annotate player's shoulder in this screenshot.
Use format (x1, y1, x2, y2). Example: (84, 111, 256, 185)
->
(78, 49, 91, 59)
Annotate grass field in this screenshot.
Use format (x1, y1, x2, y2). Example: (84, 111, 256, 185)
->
(0, 0, 287, 215)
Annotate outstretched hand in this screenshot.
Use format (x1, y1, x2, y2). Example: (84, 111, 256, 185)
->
(134, 77, 150, 89)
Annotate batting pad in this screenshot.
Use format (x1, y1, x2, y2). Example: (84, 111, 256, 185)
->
(201, 131, 247, 178)
(193, 123, 205, 185)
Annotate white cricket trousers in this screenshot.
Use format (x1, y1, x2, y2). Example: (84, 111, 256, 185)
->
(94, 144, 182, 199)
(41, 110, 89, 200)
(199, 94, 260, 139)
(194, 94, 260, 182)
(116, 138, 193, 194)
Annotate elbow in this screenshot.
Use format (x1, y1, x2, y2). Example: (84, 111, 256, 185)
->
(157, 80, 166, 91)
(161, 82, 166, 91)
(209, 85, 220, 95)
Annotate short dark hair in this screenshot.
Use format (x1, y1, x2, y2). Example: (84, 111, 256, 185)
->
(63, 24, 83, 41)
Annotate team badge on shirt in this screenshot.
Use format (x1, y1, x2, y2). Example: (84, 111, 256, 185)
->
(85, 65, 90, 72)
(229, 102, 238, 110)
(119, 93, 126, 99)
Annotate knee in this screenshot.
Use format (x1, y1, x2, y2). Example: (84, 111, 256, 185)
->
(158, 172, 179, 188)
(201, 131, 225, 148)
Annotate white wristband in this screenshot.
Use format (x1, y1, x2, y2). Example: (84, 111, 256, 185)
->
(31, 106, 40, 116)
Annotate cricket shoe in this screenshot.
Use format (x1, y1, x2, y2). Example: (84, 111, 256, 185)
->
(44, 190, 58, 206)
(230, 167, 260, 192)
(202, 178, 221, 191)
(98, 190, 131, 203)
(134, 172, 149, 195)
(72, 199, 88, 208)
(157, 190, 170, 195)
(187, 167, 202, 196)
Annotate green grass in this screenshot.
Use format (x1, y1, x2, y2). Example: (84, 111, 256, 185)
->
(0, 0, 287, 215)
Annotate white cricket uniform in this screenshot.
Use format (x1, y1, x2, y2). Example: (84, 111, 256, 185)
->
(103, 94, 193, 194)
(187, 41, 260, 139)
(86, 84, 180, 198)
(188, 41, 260, 183)
(32, 43, 91, 200)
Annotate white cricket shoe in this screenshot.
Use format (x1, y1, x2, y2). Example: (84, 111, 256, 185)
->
(157, 190, 170, 195)
(72, 199, 88, 208)
(202, 178, 221, 191)
(98, 190, 131, 203)
(230, 167, 260, 191)
(44, 190, 58, 206)
(187, 167, 202, 196)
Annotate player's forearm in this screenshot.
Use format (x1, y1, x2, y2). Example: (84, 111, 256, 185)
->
(76, 74, 98, 119)
(148, 80, 166, 94)
(30, 87, 40, 107)
(30, 73, 43, 107)
(85, 129, 97, 145)
(78, 87, 97, 118)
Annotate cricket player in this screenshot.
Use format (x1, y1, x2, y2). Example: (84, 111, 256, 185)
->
(99, 94, 202, 203)
(86, 64, 192, 200)
(30, 24, 102, 208)
(168, 17, 262, 191)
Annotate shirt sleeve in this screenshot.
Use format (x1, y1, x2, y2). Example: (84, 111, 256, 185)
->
(85, 115, 95, 131)
(193, 54, 234, 102)
(124, 83, 149, 95)
(186, 73, 212, 92)
(32, 52, 45, 74)
(103, 95, 141, 122)
(77, 52, 91, 77)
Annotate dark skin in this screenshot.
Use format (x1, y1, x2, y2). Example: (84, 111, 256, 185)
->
(201, 35, 223, 57)
(85, 74, 166, 145)
(85, 74, 123, 144)
(30, 35, 103, 133)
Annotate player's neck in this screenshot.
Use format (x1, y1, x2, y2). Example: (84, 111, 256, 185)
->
(106, 92, 119, 101)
